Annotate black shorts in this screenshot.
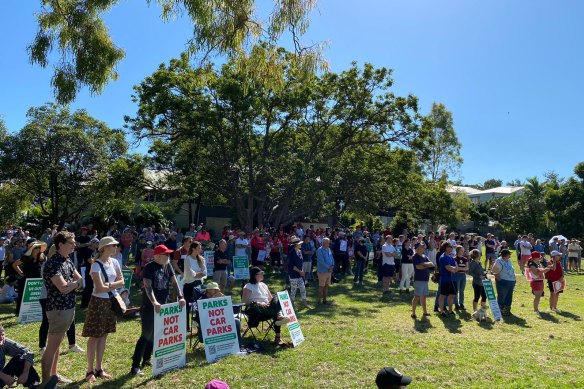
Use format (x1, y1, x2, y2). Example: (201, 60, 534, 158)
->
(440, 282, 458, 296)
(381, 264, 395, 278)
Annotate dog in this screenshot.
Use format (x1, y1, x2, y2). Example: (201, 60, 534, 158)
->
(472, 307, 489, 321)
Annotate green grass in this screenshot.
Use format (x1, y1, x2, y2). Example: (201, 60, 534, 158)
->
(2, 266, 584, 389)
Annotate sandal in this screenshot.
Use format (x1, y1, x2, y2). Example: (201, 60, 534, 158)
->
(85, 371, 96, 383)
(95, 369, 112, 379)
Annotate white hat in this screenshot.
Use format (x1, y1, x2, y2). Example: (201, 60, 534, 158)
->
(550, 250, 562, 257)
(99, 236, 119, 250)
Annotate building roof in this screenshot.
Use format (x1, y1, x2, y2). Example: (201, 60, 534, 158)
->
(446, 185, 482, 195)
(469, 186, 525, 196)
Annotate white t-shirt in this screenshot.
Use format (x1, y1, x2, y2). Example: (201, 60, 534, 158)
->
(381, 243, 396, 265)
(91, 258, 121, 298)
(184, 255, 207, 284)
(235, 238, 249, 257)
(244, 282, 270, 304)
(520, 240, 532, 255)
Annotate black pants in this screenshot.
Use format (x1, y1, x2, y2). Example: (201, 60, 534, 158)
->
(81, 266, 94, 308)
(132, 306, 154, 369)
(0, 357, 40, 388)
(246, 297, 282, 334)
(38, 299, 76, 348)
(183, 281, 203, 332)
(473, 284, 487, 303)
(15, 277, 26, 315)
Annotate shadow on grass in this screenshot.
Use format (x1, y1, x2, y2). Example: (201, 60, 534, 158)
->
(413, 318, 434, 333)
(501, 314, 530, 328)
(477, 319, 495, 330)
(538, 312, 560, 323)
(556, 311, 582, 321)
(436, 313, 462, 334)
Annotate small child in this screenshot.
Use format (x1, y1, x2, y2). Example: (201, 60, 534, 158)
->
(467, 249, 487, 312)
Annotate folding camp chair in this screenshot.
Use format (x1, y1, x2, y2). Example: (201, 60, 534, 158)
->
(241, 304, 276, 343)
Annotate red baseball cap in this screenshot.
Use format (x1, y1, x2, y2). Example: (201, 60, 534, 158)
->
(530, 251, 541, 259)
(153, 245, 173, 256)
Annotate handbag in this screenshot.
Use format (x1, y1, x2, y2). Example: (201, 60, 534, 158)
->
(95, 260, 127, 316)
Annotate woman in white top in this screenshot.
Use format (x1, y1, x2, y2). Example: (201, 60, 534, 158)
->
(243, 267, 290, 345)
(183, 241, 207, 331)
(81, 237, 124, 383)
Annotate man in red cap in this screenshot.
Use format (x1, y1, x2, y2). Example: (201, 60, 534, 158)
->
(130, 245, 185, 376)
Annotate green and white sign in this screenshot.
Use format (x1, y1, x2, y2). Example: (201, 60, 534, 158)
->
(153, 302, 186, 376)
(198, 296, 239, 363)
(233, 255, 250, 280)
(122, 270, 133, 292)
(18, 278, 43, 324)
(277, 290, 305, 347)
(482, 279, 502, 321)
(204, 251, 215, 277)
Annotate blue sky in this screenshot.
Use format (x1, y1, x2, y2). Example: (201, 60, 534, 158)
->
(1, 0, 583, 185)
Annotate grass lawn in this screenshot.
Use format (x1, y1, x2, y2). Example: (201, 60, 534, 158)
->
(2, 264, 584, 388)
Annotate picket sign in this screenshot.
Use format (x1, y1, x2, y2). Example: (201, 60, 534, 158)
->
(277, 290, 305, 347)
(152, 302, 186, 376)
(482, 279, 502, 321)
(18, 278, 43, 324)
(198, 296, 239, 363)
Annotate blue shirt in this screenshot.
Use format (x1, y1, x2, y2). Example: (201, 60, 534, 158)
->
(534, 244, 545, 253)
(316, 247, 334, 273)
(439, 254, 456, 283)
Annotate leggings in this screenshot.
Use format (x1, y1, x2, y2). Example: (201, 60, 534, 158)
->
(400, 264, 414, 289)
(473, 284, 487, 303)
(289, 278, 307, 301)
(39, 298, 76, 348)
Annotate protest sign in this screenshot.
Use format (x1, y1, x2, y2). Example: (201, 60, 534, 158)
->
(553, 279, 566, 294)
(524, 268, 545, 282)
(175, 274, 184, 294)
(257, 250, 267, 263)
(153, 302, 186, 376)
(198, 296, 239, 363)
(277, 290, 305, 347)
(482, 279, 502, 321)
(18, 278, 43, 324)
(204, 251, 215, 277)
(122, 269, 133, 292)
(233, 255, 250, 280)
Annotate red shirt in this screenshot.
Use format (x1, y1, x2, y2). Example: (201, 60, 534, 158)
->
(545, 259, 563, 282)
(251, 236, 265, 250)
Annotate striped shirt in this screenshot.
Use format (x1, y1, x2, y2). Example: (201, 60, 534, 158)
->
(0, 338, 34, 370)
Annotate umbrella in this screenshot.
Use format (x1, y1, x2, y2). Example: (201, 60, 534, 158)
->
(549, 235, 568, 245)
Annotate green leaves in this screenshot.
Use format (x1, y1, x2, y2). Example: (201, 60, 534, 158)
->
(29, 0, 318, 104)
(0, 103, 127, 224)
(126, 48, 425, 228)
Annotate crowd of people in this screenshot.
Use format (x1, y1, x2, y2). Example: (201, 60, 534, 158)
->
(0, 222, 581, 388)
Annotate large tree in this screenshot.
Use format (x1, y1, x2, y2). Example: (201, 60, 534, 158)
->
(416, 102, 462, 182)
(0, 104, 127, 225)
(28, 0, 319, 103)
(127, 47, 424, 230)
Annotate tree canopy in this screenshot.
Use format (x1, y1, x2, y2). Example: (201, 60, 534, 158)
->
(126, 46, 435, 230)
(29, 0, 319, 104)
(0, 104, 127, 225)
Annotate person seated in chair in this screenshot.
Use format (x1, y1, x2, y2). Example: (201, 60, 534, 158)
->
(0, 324, 57, 389)
(193, 282, 243, 348)
(242, 267, 290, 346)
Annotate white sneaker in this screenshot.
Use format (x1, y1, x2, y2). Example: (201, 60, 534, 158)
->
(68, 344, 85, 353)
(40, 347, 46, 357)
